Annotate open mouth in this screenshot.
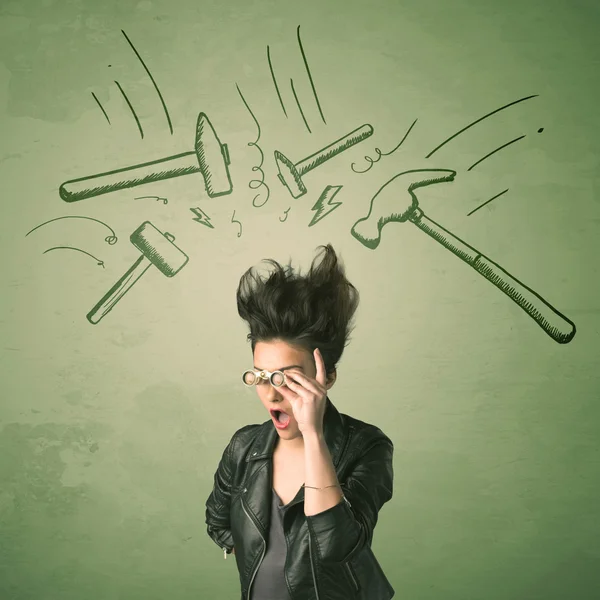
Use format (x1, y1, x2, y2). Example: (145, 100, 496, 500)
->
(270, 409, 291, 428)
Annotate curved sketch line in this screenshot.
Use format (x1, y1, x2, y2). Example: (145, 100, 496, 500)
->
(114, 80, 143, 139)
(121, 29, 173, 134)
(135, 195, 168, 204)
(467, 189, 509, 216)
(279, 207, 291, 222)
(235, 83, 271, 208)
(351, 118, 418, 173)
(267, 45, 287, 118)
(92, 92, 111, 124)
(25, 216, 118, 245)
(425, 94, 538, 158)
(43, 245, 105, 267)
(290, 78, 312, 133)
(296, 25, 326, 124)
(231, 210, 243, 237)
(467, 135, 526, 171)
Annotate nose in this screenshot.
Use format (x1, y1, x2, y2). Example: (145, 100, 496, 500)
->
(264, 384, 283, 403)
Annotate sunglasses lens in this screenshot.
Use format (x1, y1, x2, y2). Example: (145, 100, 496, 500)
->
(270, 371, 285, 387)
(242, 370, 256, 385)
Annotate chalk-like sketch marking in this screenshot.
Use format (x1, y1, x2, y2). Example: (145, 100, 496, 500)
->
(86, 221, 188, 324)
(350, 168, 576, 344)
(190, 207, 214, 229)
(275, 123, 374, 199)
(59, 112, 232, 202)
(236, 83, 270, 208)
(467, 189, 509, 216)
(468, 135, 526, 171)
(114, 80, 143, 138)
(296, 25, 326, 124)
(25, 215, 118, 245)
(121, 29, 173, 135)
(290, 78, 312, 134)
(43, 246, 105, 268)
(279, 207, 291, 222)
(351, 118, 417, 174)
(92, 92, 111, 124)
(134, 195, 168, 204)
(267, 45, 287, 118)
(309, 185, 343, 226)
(425, 94, 538, 158)
(231, 210, 243, 237)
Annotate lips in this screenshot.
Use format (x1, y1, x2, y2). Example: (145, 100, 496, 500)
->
(269, 408, 291, 429)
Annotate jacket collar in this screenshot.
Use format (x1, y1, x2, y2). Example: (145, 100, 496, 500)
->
(246, 396, 347, 467)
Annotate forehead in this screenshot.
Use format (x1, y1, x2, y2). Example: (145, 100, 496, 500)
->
(253, 340, 310, 369)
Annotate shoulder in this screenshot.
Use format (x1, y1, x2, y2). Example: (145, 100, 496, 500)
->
(341, 411, 394, 450)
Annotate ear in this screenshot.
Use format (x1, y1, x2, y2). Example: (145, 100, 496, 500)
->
(325, 369, 337, 389)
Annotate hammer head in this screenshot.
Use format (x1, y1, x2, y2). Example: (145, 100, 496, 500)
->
(351, 169, 456, 249)
(274, 150, 306, 198)
(195, 112, 233, 197)
(130, 221, 189, 277)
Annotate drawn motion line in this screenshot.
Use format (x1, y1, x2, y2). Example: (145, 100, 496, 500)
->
(26, 216, 118, 245)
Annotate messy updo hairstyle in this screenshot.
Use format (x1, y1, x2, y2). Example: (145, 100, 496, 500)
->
(236, 244, 360, 379)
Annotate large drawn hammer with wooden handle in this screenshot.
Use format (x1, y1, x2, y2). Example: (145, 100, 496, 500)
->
(351, 168, 576, 344)
(87, 221, 188, 324)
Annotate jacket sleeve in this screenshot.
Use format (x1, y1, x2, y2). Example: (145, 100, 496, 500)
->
(305, 432, 394, 564)
(205, 431, 237, 554)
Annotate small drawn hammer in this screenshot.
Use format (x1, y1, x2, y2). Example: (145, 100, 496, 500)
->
(87, 221, 188, 324)
(351, 169, 576, 344)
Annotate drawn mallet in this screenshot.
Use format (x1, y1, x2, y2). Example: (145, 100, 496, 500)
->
(87, 221, 188, 324)
(275, 124, 374, 198)
(351, 168, 576, 344)
(59, 112, 232, 203)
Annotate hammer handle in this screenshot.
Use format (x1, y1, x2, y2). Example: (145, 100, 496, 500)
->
(409, 208, 576, 343)
(60, 151, 199, 202)
(87, 254, 152, 324)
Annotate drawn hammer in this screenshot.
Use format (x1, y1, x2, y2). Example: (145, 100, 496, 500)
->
(60, 112, 232, 203)
(87, 221, 189, 324)
(351, 169, 576, 344)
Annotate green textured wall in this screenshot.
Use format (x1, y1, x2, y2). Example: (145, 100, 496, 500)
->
(1, 0, 599, 598)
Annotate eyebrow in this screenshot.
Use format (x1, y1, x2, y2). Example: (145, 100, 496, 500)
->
(253, 364, 304, 371)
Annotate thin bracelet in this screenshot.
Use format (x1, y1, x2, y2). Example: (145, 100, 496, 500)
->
(303, 483, 340, 490)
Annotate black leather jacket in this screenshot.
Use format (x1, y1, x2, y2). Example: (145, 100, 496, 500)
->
(205, 397, 395, 599)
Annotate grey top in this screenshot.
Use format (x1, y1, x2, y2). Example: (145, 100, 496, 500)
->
(250, 489, 293, 600)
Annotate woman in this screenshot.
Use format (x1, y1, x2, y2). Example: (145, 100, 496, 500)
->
(205, 244, 395, 600)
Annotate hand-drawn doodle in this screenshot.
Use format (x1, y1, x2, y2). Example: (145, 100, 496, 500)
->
(309, 185, 343, 226)
(467, 189, 509, 216)
(351, 119, 418, 174)
(267, 25, 326, 128)
(135, 195, 168, 204)
(350, 169, 576, 344)
(92, 92, 111, 125)
(275, 124, 374, 199)
(59, 112, 232, 202)
(290, 78, 312, 134)
(468, 135, 526, 171)
(425, 94, 538, 158)
(86, 221, 188, 324)
(231, 210, 242, 237)
(279, 207, 291, 222)
(114, 80, 144, 139)
(235, 84, 270, 208)
(43, 246, 105, 268)
(25, 216, 118, 245)
(190, 207, 214, 229)
(121, 29, 173, 135)
(296, 25, 326, 125)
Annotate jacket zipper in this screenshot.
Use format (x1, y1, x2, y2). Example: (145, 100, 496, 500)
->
(308, 533, 320, 600)
(242, 495, 266, 599)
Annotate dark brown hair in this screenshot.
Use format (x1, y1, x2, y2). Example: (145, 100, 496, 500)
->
(236, 244, 360, 378)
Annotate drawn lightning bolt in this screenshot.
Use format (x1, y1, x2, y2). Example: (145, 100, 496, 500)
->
(308, 185, 343, 227)
(190, 207, 214, 229)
